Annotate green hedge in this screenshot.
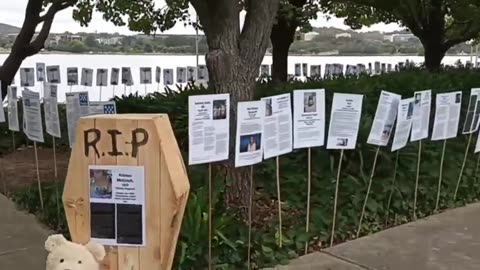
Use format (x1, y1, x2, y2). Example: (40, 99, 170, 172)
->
(7, 69, 480, 269)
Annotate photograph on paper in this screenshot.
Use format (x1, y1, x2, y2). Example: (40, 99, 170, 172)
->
(239, 133, 262, 153)
(235, 101, 265, 167)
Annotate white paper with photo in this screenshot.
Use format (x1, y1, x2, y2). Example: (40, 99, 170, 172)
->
(293, 89, 325, 149)
(89, 101, 117, 115)
(326, 93, 363, 149)
(46, 65, 61, 84)
(262, 93, 293, 159)
(410, 90, 431, 141)
(260, 65, 270, 76)
(392, 98, 414, 151)
(96, 69, 108, 87)
(302, 63, 308, 76)
(188, 94, 230, 165)
(20, 68, 35, 87)
(89, 165, 146, 247)
(44, 83, 61, 138)
(0, 97, 5, 123)
(22, 89, 44, 143)
(367, 91, 401, 146)
(155, 67, 161, 83)
(432, 91, 462, 141)
(187, 66, 197, 81)
(294, 64, 301, 77)
(7, 86, 19, 131)
(140, 67, 152, 84)
(36, 63, 45, 82)
(177, 67, 187, 83)
(67, 67, 79, 85)
(163, 69, 174, 85)
(66, 91, 90, 148)
(197, 65, 208, 82)
(462, 88, 480, 134)
(121, 67, 133, 85)
(110, 68, 120, 85)
(235, 101, 265, 167)
(81, 68, 94, 87)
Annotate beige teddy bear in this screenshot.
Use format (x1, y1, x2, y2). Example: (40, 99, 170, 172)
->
(45, 234, 106, 270)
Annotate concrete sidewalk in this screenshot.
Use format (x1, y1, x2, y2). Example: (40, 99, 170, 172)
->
(0, 194, 50, 270)
(269, 202, 480, 270)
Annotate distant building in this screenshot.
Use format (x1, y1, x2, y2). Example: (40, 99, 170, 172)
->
(48, 34, 83, 46)
(335, 33, 352, 39)
(95, 37, 123, 45)
(303, 32, 320, 41)
(384, 34, 418, 43)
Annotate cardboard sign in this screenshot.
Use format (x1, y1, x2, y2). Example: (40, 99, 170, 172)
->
(67, 67, 79, 85)
(46, 65, 61, 84)
(81, 68, 94, 87)
(96, 69, 108, 87)
(20, 68, 35, 87)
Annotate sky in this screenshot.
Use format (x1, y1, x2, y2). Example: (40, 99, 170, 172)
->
(0, 0, 403, 35)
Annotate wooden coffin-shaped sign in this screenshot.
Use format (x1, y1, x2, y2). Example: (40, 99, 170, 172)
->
(63, 114, 190, 270)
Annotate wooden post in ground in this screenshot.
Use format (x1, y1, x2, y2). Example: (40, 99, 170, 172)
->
(63, 114, 190, 270)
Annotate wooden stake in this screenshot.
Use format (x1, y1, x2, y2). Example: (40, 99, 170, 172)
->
(385, 150, 400, 226)
(413, 140, 422, 220)
(144, 84, 147, 96)
(112, 86, 116, 98)
(99, 86, 103, 101)
(330, 149, 344, 247)
(474, 153, 480, 185)
(276, 156, 283, 248)
(304, 147, 312, 255)
(356, 146, 380, 238)
(52, 136, 61, 229)
(208, 163, 213, 270)
(11, 131, 15, 152)
(33, 141, 44, 210)
(435, 140, 447, 211)
(124, 85, 127, 96)
(454, 133, 473, 200)
(247, 165, 254, 270)
(69, 85, 73, 93)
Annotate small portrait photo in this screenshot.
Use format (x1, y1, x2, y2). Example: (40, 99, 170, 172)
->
(90, 169, 113, 199)
(407, 101, 414, 119)
(213, 99, 227, 120)
(455, 93, 461, 104)
(337, 138, 348, 147)
(414, 93, 421, 105)
(468, 95, 477, 112)
(304, 92, 317, 113)
(382, 124, 393, 139)
(239, 133, 262, 153)
(265, 98, 273, 117)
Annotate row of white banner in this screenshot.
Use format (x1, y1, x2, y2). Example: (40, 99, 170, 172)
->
(0, 84, 117, 147)
(189, 89, 480, 168)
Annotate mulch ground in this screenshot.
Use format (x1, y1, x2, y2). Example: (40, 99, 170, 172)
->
(0, 146, 70, 194)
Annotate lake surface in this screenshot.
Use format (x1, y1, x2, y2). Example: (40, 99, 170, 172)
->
(0, 54, 473, 102)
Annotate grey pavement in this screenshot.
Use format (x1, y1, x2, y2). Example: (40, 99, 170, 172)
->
(268, 202, 480, 270)
(0, 194, 50, 270)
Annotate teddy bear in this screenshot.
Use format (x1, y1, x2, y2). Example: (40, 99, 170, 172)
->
(45, 234, 106, 270)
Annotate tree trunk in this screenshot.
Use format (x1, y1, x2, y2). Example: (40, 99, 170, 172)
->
(423, 44, 445, 71)
(270, 20, 297, 82)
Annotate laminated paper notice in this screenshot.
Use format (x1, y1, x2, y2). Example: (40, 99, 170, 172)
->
(7, 86, 19, 132)
(431, 91, 462, 141)
(22, 88, 44, 143)
(89, 165, 146, 247)
(367, 91, 401, 146)
(293, 89, 325, 149)
(66, 91, 90, 148)
(326, 93, 363, 149)
(235, 101, 265, 167)
(410, 90, 431, 142)
(89, 101, 117, 115)
(261, 93, 293, 159)
(462, 88, 480, 134)
(188, 94, 230, 165)
(44, 83, 61, 138)
(391, 98, 414, 152)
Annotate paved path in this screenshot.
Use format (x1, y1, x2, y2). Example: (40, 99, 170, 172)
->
(268, 202, 480, 270)
(0, 194, 50, 270)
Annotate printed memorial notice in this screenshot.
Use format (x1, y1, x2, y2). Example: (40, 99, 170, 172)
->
(89, 101, 117, 115)
(432, 91, 462, 141)
(188, 94, 230, 165)
(67, 67, 79, 85)
(163, 69, 174, 85)
(110, 68, 120, 85)
(235, 101, 265, 167)
(44, 83, 61, 138)
(121, 67, 133, 86)
(96, 69, 108, 87)
(155, 67, 161, 84)
(89, 165, 146, 247)
(261, 93, 293, 159)
(367, 91, 401, 146)
(140, 67, 152, 84)
(46, 65, 61, 84)
(36, 63, 45, 82)
(293, 89, 325, 149)
(326, 93, 363, 149)
(392, 98, 414, 151)
(81, 68, 94, 87)
(20, 68, 35, 87)
(411, 90, 432, 141)
(177, 67, 187, 83)
(7, 86, 19, 132)
(462, 88, 480, 134)
(66, 92, 90, 148)
(22, 89, 44, 143)
(0, 98, 5, 123)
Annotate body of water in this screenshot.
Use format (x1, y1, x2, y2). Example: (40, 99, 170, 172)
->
(0, 54, 473, 102)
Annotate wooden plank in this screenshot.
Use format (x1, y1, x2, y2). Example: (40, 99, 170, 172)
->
(116, 118, 141, 270)
(63, 118, 95, 245)
(93, 117, 119, 270)
(138, 119, 162, 269)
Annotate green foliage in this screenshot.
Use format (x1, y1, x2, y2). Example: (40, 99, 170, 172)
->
(8, 70, 480, 268)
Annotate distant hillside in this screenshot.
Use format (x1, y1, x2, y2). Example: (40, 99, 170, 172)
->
(0, 23, 20, 35)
